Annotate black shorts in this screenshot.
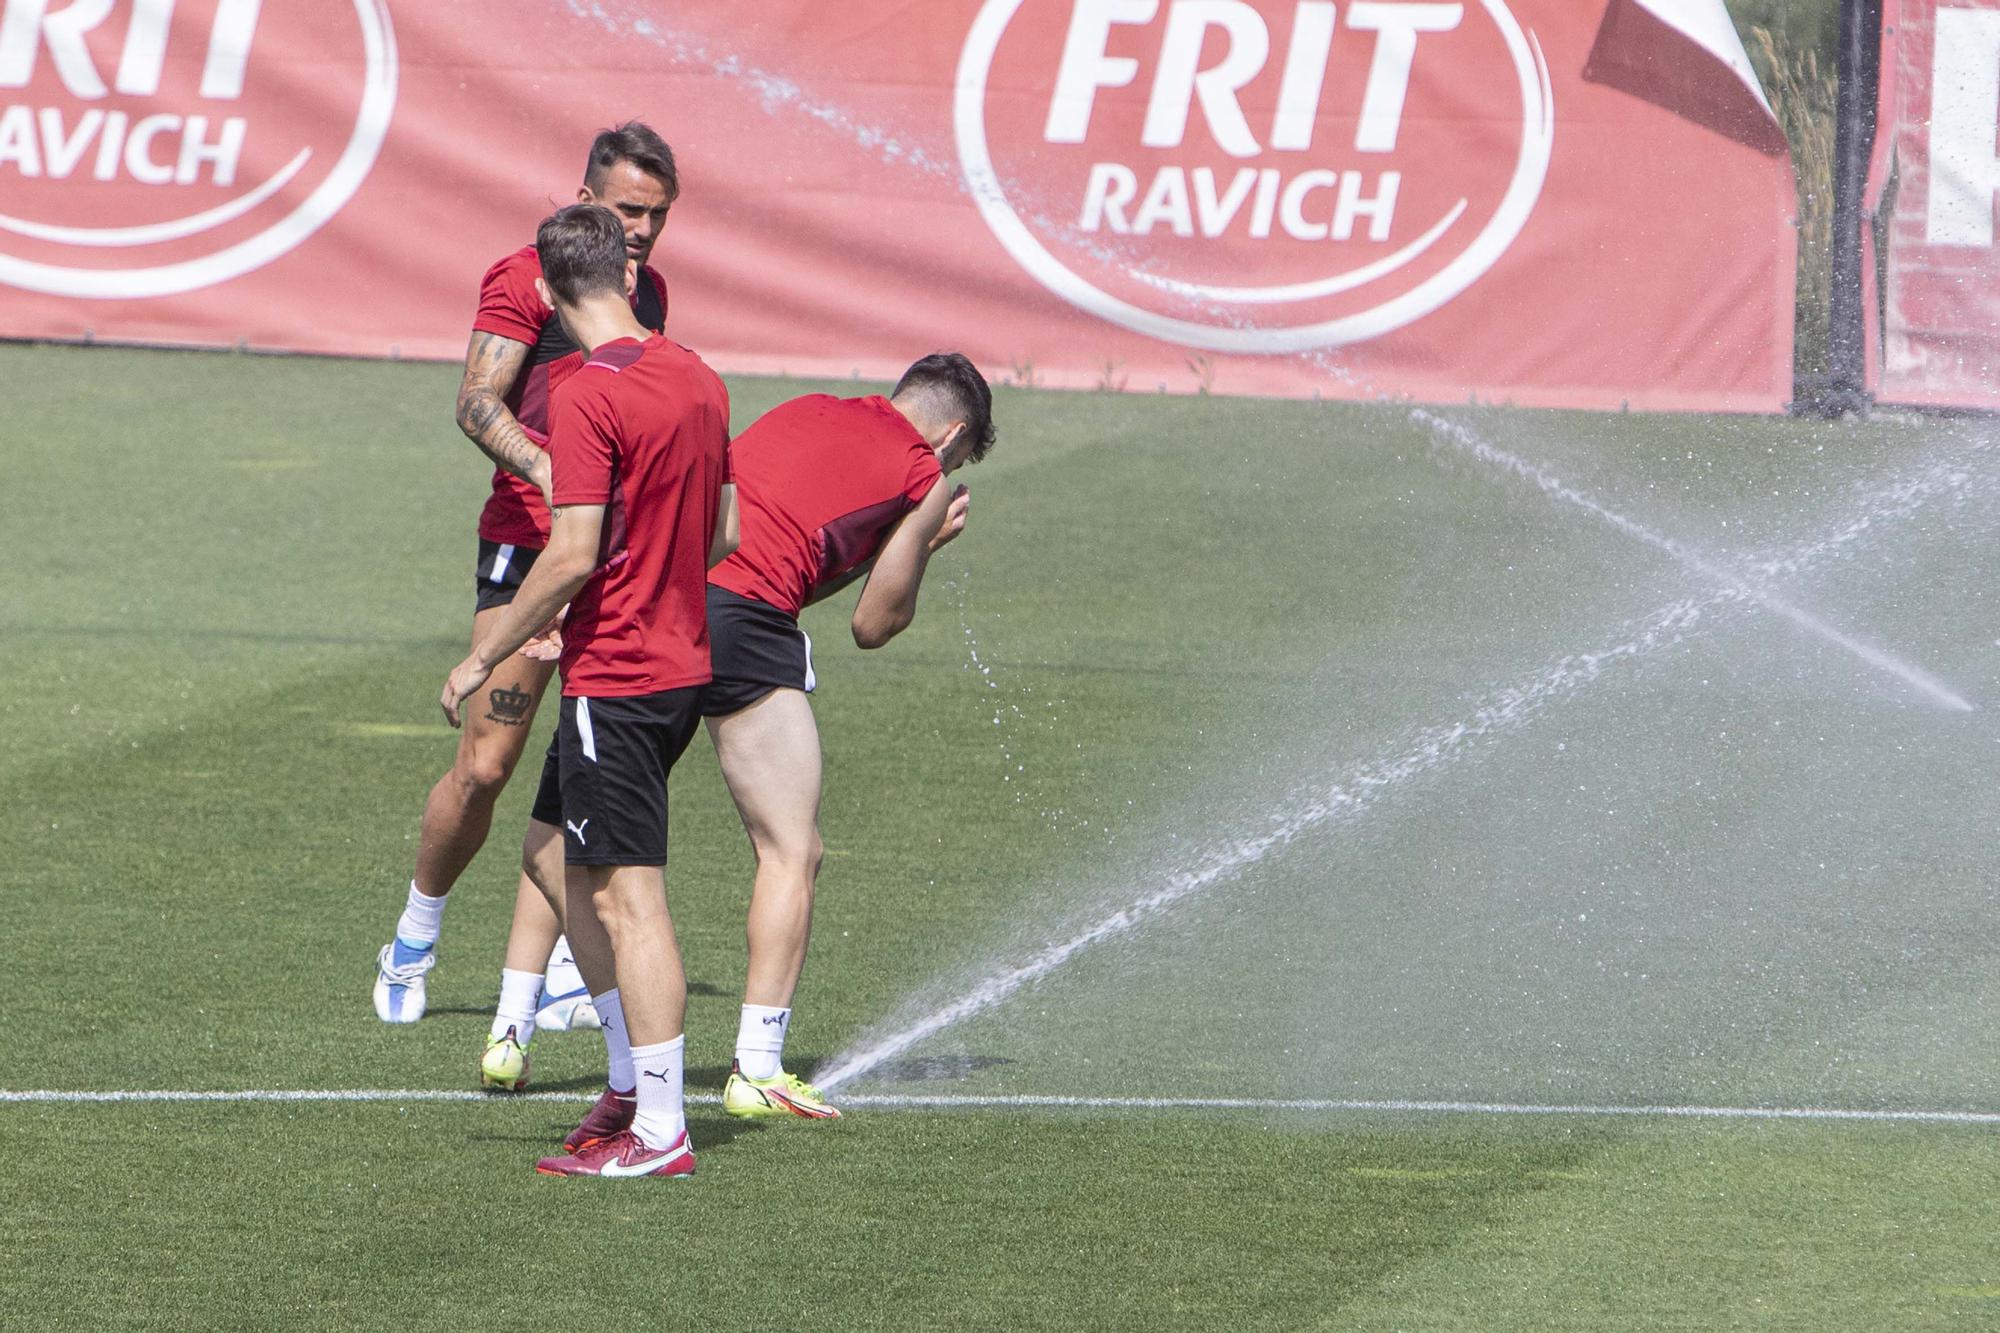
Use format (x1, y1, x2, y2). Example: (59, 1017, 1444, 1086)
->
(474, 538, 542, 613)
(697, 586, 816, 717)
(528, 689, 702, 866)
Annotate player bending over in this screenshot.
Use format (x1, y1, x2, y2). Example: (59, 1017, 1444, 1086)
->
(373, 123, 678, 1041)
(442, 202, 734, 1178)
(516, 353, 993, 1143)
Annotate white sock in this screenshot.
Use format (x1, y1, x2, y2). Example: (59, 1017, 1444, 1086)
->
(491, 969, 542, 1044)
(735, 1004, 790, 1080)
(630, 1035, 686, 1149)
(594, 989, 634, 1091)
(395, 881, 447, 947)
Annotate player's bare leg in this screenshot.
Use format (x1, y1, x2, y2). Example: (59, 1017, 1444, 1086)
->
(503, 852, 597, 1032)
(711, 689, 825, 1010)
(377, 606, 556, 1025)
(482, 815, 613, 1089)
(439, 626, 545, 1083)
(504, 870, 564, 971)
(519, 817, 634, 1141)
(415, 606, 556, 895)
(479, 867, 566, 1089)
(565, 863, 689, 1150)
(710, 689, 841, 1118)
(518, 818, 605, 1015)
(574, 864, 688, 1041)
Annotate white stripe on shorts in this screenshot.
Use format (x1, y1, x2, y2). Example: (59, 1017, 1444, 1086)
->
(575, 697, 597, 762)
(801, 629, 817, 693)
(487, 543, 516, 583)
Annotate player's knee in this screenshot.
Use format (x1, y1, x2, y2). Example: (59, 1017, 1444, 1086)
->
(592, 889, 651, 942)
(455, 747, 518, 798)
(755, 827, 823, 879)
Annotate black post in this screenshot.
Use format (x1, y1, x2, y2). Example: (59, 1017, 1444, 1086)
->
(1824, 0, 1884, 412)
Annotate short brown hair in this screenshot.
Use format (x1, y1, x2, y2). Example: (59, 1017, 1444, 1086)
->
(584, 121, 679, 203)
(536, 204, 627, 305)
(894, 352, 997, 463)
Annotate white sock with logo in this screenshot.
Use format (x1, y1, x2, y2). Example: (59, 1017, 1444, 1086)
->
(594, 989, 635, 1091)
(491, 969, 541, 1044)
(395, 881, 447, 948)
(629, 1035, 686, 1149)
(735, 1004, 791, 1080)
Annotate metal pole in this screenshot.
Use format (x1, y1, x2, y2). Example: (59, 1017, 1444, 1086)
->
(1824, 0, 1883, 411)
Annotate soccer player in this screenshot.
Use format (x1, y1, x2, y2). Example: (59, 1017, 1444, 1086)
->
(537, 355, 993, 1145)
(709, 356, 992, 1120)
(373, 124, 679, 1047)
(442, 203, 733, 1180)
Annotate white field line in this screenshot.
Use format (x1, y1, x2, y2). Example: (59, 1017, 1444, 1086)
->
(0, 1088, 1994, 1125)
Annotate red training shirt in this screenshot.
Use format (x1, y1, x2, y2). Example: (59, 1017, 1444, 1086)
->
(469, 244, 668, 548)
(547, 335, 731, 697)
(710, 395, 943, 618)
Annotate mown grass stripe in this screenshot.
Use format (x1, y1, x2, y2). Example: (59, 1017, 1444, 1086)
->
(2, 1088, 1995, 1124)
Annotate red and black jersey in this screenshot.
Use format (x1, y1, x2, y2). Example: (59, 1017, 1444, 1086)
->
(470, 244, 668, 548)
(711, 394, 943, 618)
(548, 335, 731, 698)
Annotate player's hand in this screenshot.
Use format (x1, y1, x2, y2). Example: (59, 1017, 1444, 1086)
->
(528, 453, 556, 513)
(441, 655, 493, 729)
(929, 485, 970, 553)
(520, 609, 566, 662)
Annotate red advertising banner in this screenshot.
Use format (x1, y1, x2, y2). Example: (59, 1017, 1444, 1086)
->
(1868, 0, 2000, 408)
(0, 1, 1794, 411)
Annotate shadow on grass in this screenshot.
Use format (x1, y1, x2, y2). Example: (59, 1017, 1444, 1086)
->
(429, 981, 728, 1022)
(482, 1060, 753, 1096)
(471, 1103, 768, 1152)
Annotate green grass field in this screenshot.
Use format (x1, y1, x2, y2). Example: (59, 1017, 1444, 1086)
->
(4, 342, 1997, 1330)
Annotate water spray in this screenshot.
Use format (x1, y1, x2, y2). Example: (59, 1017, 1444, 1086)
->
(816, 449, 1986, 1090)
(1410, 409, 1975, 713)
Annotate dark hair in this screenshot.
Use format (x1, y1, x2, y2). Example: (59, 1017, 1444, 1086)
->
(892, 352, 996, 463)
(536, 204, 628, 305)
(583, 121, 679, 203)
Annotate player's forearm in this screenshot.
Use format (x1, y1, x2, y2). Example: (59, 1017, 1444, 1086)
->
(456, 389, 550, 489)
(850, 489, 946, 646)
(851, 560, 927, 648)
(471, 558, 591, 670)
(852, 605, 914, 649)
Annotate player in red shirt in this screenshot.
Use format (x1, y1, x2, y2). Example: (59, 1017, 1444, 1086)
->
(540, 355, 993, 1144)
(707, 358, 991, 1121)
(442, 204, 734, 1180)
(373, 124, 678, 1050)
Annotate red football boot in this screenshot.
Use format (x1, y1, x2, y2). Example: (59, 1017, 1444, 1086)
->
(561, 1085, 636, 1153)
(536, 1128, 695, 1179)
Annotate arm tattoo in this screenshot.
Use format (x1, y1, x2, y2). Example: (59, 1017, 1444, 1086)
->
(456, 333, 543, 482)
